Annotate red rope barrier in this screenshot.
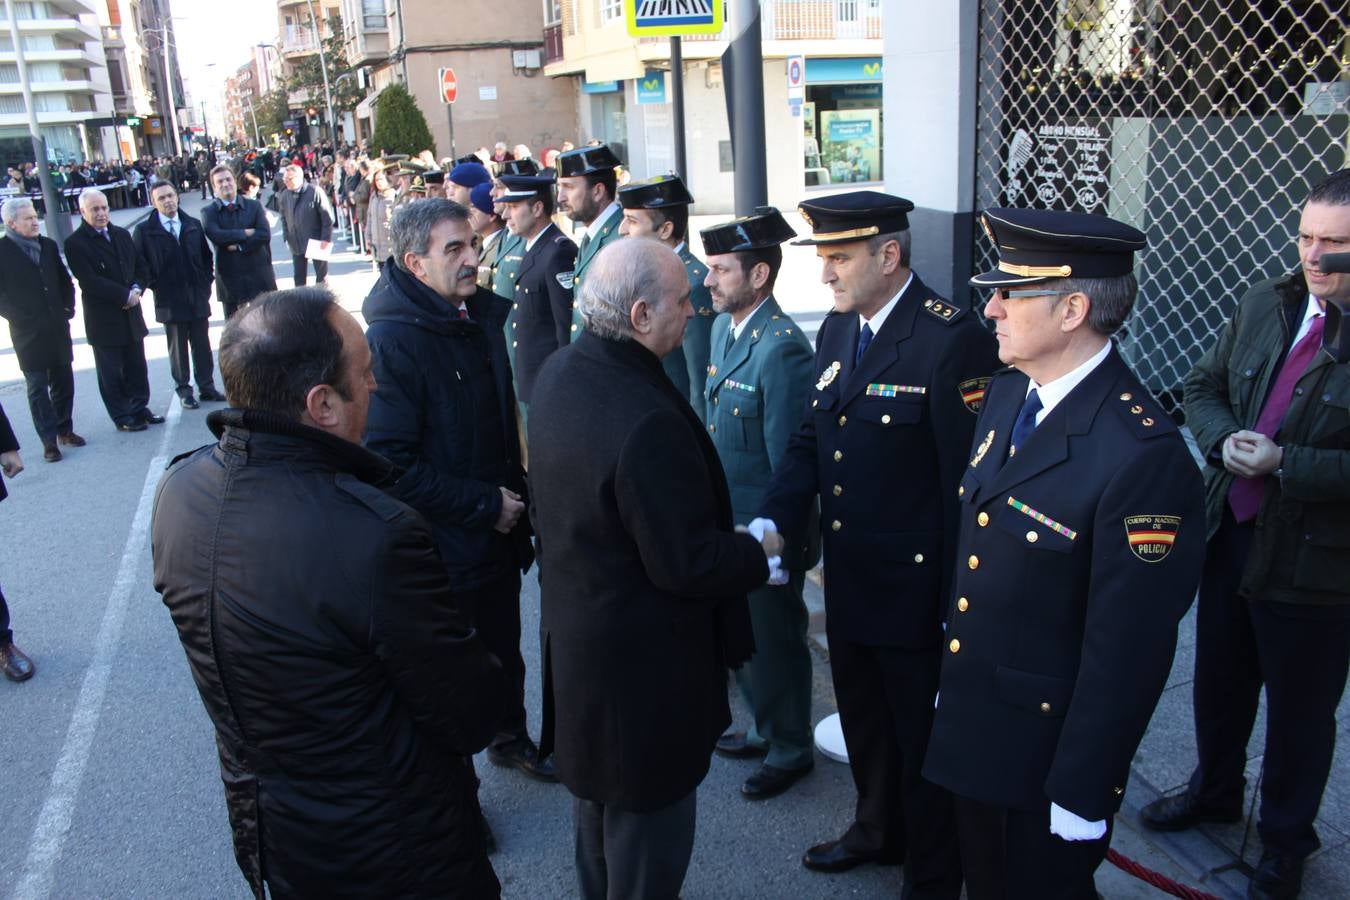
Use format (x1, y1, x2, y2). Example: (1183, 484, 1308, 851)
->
(1105, 849, 1223, 900)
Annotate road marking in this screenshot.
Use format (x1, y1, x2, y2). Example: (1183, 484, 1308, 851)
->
(12, 397, 184, 900)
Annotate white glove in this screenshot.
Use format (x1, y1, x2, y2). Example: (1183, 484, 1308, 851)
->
(747, 517, 777, 543)
(766, 556, 789, 586)
(1049, 801, 1107, 841)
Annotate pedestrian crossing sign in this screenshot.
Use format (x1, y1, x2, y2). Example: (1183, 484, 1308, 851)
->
(626, 0, 724, 37)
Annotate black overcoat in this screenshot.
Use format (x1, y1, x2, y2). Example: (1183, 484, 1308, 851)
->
(200, 197, 277, 307)
(0, 400, 16, 502)
(133, 210, 214, 323)
(278, 183, 333, 257)
(511, 222, 576, 403)
(0, 234, 75, 371)
(63, 221, 149, 347)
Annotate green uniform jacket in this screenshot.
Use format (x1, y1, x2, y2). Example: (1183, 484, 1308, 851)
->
(661, 244, 716, 422)
(568, 205, 623, 342)
(1183, 272, 1350, 608)
(493, 230, 527, 372)
(706, 297, 821, 572)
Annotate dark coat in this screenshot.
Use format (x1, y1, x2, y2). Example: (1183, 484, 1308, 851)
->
(151, 409, 506, 900)
(133, 210, 214, 323)
(528, 332, 768, 811)
(278, 182, 333, 257)
(924, 348, 1205, 821)
(760, 273, 1001, 648)
(63, 220, 149, 347)
(362, 268, 533, 589)
(512, 222, 576, 403)
(0, 400, 16, 503)
(0, 234, 75, 371)
(200, 197, 277, 306)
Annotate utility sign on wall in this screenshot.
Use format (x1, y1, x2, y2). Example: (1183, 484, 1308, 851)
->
(626, 0, 723, 36)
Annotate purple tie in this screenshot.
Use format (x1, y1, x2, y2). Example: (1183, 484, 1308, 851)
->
(1228, 314, 1325, 522)
(456, 307, 469, 320)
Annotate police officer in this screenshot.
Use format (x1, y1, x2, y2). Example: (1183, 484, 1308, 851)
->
(923, 208, 1206, 898)
(495, 159, 543, 370)
(753, 191, 998, 892)
(555, 143, 623, 342)
(699, 208, 820, 800)
(617, 174, 716, 418)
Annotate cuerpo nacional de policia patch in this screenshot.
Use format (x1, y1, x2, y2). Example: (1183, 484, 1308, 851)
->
(1124, 515, 1181, 562)
(959, 376, 992, 413)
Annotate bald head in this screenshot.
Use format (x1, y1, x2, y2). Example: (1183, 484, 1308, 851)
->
(579, 238, 691, 357)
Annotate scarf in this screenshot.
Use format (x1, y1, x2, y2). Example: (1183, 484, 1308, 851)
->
(9, 232, 42, 266)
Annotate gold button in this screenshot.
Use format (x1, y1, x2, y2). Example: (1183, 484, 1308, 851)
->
(832, 484, 842, 496)
(1130, 404, 1143, 414)
(1026, 531, 1039, 543)
(958, 485, 965, 497)
(512, 340, 517, 347)
(812, 399, 819, 408)
(733, 408, 740, 416)
(881, 414, 892, 424)
(913, 553, 924, 564)
(949, 639, 960, 653)
(1120, 392, 1133, 401)
(831, 520, 842, 532)
(1040, 702, 1051, 713)
(708, 424, 716, 432)
(977, 512, 989, 527)
(834, 450, 843, 462)
(1142, 417, 1155, 426)
(968, 555, 979, 570)
(838, 415, 847, 426)
(956, 597, 969, 612)
(570, 323, 578, 332)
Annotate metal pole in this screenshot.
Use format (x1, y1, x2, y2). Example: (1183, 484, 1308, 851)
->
(247, 99, 261, 146)
(304, 0, 337, 145)
(4, 0, 68, 242)
(727, 0, 767, 214)
(157, 31, 183, 156)
(446, 102, 455, 160)
(671, 36, 686, 179)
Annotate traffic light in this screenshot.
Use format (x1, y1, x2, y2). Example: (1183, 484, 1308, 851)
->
(306, 106, 319, 126)
(285, 126, 293, 136)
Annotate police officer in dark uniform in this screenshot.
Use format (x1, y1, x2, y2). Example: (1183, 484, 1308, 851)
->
(495, 159, 542, 373)
(754, 191, 998, 892)
(555, 144, 623, 343)
(923, 208, 1206, 898)
(617, 174, 716, 418)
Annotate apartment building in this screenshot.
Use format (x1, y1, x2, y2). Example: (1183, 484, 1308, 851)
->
(273, 0, 341, 143)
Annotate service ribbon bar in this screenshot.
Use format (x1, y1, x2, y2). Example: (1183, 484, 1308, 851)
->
(1006, 496, 1078, 541)
(867, 383, 927, 397)
(724, 379, 758, 393)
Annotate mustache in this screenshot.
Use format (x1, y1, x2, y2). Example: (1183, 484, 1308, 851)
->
(457, 265, 477, 281)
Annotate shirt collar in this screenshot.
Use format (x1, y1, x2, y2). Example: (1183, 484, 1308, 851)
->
(673, 241, 687, 256)
(159, 212, 179, 229)
(859, 271, 913, 335)
(1303, 293, 1326, 323)
(584, 201, 621, 240)
(1024, 340, 1113, 422)
(730, 297, 771, 341)
(526, 221, 554, 252)
(481, 228, 502, 249)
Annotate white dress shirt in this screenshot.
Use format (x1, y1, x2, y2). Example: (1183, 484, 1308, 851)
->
(1024, 340, 1113, 426)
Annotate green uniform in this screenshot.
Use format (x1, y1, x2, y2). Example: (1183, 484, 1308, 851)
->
(660, 244, 717, 423)
(568, 205, 623, 342)
(493, 230, 527, 370)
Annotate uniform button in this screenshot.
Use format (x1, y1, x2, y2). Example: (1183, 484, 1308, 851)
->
(838, 415, 847, 426)
(834, 450, 843, 462)
(1026, 531, 1039, 543)
(958, 485, 965, 497)
(812, 399, 819, 408)
(1040, 702, 1051, 713)
(831, 520, 842, 532)
(511, 323, 516, 329)
(1324, 392, 1333, 402)
(714, 396, 719, 404)
(512, 340, 517, 347)
(570, 324, 578, 332)
(708, 424, 716, 433)
(513, 302, 519, 308)
(956, 597, 969, 612)
(1113, 786, 1124, 796)
(832, 484, 842, 496)
(913, 553, 924, 564)
(524, 288, 530, 294)
(1295, 387, 1304, 396)
(977, 512, 989, 527)
(968, 555, 979, 570)
(1130, 405, 1143, 414)
(949, 639, 960, 653)
(733, 408, 740, 416)
(1119, 392, 1133, 401)
(881, 414, 892, 424)
(1244, 367, 1255, 377)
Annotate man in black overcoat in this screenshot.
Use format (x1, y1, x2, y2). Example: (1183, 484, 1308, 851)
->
(0, 197, 83, 460)
(0, 399, 35, 681)
(278, 164, 333, 285)
(201, 165, 276, 319)
(528, 238, 770, 900)
(63, 188, 160, 431)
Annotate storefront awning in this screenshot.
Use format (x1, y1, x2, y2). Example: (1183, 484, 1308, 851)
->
(355, 88, 383, 120)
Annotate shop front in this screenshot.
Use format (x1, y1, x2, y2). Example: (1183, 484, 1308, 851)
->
(804, 57, 883, 187)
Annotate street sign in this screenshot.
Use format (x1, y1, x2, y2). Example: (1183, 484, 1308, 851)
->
(439, 67, 458, 104)
(786, 55, 805, 101)
(626, 0, 723, 37)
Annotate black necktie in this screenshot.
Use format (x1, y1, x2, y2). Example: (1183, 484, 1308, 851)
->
(1008, 388, 1043, 459)
(855, 322, 874, 367)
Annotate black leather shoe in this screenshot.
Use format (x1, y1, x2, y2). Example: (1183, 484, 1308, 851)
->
(487, 739, 558, 782)
(180, 395, 199, 410)
(1139, 792, 1242, 832)
(1247, 851, 1303, 900)
(802, 839, 902, 873)
(198, 388, 226, 402)
(57, 431, 86, 446)
(715, 731, 768, 759)
(141, 412, 166, 425)
(117, 420, 148, 432)
(42, 442, 61, 462)
(0, 641, 35, 682)
(742, 762, 814, 800)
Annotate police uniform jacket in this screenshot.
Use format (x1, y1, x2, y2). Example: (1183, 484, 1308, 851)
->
(201, 196, 277, 307)
(133, 210, 214, 324)
(0, 234, 75, 372)
(567, 206, 622, 341)
(661, 244, 716, 419)
(63, 221, 149, 347)
(924, 347, 1205, 821)
(512, 223, 576, 403)
(759, 274, 999, 648)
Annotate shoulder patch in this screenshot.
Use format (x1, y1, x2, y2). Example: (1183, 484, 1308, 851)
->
(922, 297, 965, 324)
(958, 376, 992, 413)
(1111, 388, 1177, 439)
(556, 271, 576, 290)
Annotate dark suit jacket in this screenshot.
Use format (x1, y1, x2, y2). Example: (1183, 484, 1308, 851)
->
(760, 273, 1000, 648)
(63, 221, 149, 347)
(278, 183, 333, 257)
(0, 235, 75, 371)
(201, 197, 277, 306)
(0, 400, 16, 502)
(924, 348, 1205, 820)
(133, 210, 214, 323)
(529, 332, 767, 811)
(512, 223, 576, 404)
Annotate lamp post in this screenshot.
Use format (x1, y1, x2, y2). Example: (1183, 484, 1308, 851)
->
(144, 26, 183, 156)
(303, 0, 337, 144)
(244, 98, 261, 147)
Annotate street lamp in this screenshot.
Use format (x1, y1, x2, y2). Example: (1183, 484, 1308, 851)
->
(143, 26, 184, 156)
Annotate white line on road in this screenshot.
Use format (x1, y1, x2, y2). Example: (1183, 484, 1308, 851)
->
(12, 398, 184, 900)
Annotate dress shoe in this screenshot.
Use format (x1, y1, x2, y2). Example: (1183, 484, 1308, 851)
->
(180, 395, 200, 410)
(802, 838, 902, 873)
(117, 420, 148, 432)
(0, 641, 35, 682)
(1247, 851, 1303, 900)
(198, 388, 227, 402)
(742, 762, 814, 800)
(141, 412, 166, 424)
(1139, 792, 1242, 832)
(57, 431, 86, 446)
(42, 442, 61, 462)
(487, 738, 558, 782)
(715, 730, 768, 759)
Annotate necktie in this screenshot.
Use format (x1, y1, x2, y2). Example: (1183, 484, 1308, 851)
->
(855, 322, 874, 367)
(1228, 314, 1326, 522)
(578, 232, 592, 257)
(1008, 388, 1043, 460)
(168, 218, 178, 239)
(725, 326, 736, 356)
(99, 228, 110, 242)
(456, 307, 469, 321)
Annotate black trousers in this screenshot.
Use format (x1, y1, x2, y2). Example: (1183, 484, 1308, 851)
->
(164, 318, 217, 398)
(1188, 510, 1350, 859)
(91, 341, 150, 426)
(0, 580, 11, 644)
(452, 571, 528, 746)
(291, 255, 328, 285)
(574, 791, 696, 900)
(23, 364, 75, 443)
(829, 634, 961, 898)
(953, 794, 1110, 900)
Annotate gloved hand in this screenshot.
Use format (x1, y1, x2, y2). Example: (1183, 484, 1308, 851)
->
(1049, 801, 1107, 841)
(766, 556, 789, 586)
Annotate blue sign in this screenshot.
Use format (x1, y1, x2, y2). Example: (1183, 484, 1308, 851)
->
(582, 79, 620, 94)
(806, 57, 883, 84)
(828, 119, 875, 143)
(636, 71, 667, 105)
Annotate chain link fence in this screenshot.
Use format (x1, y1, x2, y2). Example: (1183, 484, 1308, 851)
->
(973, 0, 1348, 414)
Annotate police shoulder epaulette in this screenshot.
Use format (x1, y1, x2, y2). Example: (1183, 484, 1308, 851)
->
(921, 297, 965, 324)
(1111, 388, 1177, 439)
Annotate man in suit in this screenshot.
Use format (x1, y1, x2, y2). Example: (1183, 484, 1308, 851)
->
(618, 174, 716, 419)
(755, 191, 999, 892)
(201, 165, 276, 319)
(278, 164, 333, 285)
(924, 208, 1205, 898)
(499, 172, 576, 418)
(64, 189, 161, 432)
(0, 400, 34, 681)
(492, 160, 538, 374)
(1141, 169, 1350, 900)
(700, 208, 820, 800)
(529, 238, 770, 899)
(0, 197, 83, 461)
(555, 144, 623, 342)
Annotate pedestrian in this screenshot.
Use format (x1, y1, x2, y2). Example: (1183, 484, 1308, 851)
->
(134, 183, 222, 410)
(618, 174, 716, 419)
(528, 238, 771, 900)
(0, 400, 34, 682)
(366, 163, 397, 269)
(346, 159, 368, 252)
(754, 191, 999, 892)
(201, 165, 277, 319)
(0, 197, 83, 461)
(1139, 168, 1350, 900)
(64, 189, 161, 432)
(555, 143, 624, 341)
(195, 152, 211, 200)
(361, 200, 549, 787)
(152, 287, 508, 899)
(277, 164, 333, 285)
(923, 208, 1206, 898)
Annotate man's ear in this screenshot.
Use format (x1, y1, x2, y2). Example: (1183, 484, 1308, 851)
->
(401, 252, 425, 279)
(657, 219, 676, 243)
(629, 297, 653, 335)
(750, 260, 771, 292)
(303, 383, 340, 429)
(1058, 291, 1092, 333)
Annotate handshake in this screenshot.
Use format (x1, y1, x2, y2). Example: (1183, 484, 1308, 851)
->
(740, 517, 788, 586)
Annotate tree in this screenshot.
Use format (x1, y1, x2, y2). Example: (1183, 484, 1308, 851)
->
(286, 12, 364, 119)
(252, 89, 291, 146)
(370, 83, 435, 157)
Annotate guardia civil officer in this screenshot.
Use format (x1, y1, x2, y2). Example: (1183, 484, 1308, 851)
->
(700, 208, 820, 799)
(618, 174, 716, 419)
(555, 143, 623, 342)
(924, 209, 1206, 898)
(753, 191, 998, 892)
(494, 160, 541, 375)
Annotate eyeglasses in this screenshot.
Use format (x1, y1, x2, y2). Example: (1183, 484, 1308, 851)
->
(998, 289, 1068, 299)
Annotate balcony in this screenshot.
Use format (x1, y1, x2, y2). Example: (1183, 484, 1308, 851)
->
(544, 23, 563, 65)
(0, 78, 105, 95)
(280, 26, 319, 56)
(344, 27, 388, 66)
(16, 17, 101, 43)
(1, 45, 102, 67)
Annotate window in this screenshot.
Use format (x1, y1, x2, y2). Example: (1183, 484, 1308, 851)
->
(543, 0, 561, 26)
(600, 0, 622, 25)
(362, 0, 385, 29)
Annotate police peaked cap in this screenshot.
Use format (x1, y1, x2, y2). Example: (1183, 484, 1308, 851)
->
(498, 172, 556, 203)
(970, 208, 1147, 287)
(555, 143, 623, 177)
(422, 170, 446, 185)
(618, 174, 694, 209)
(498, 157, 541, 177)
(794, 191, 914, 245)
(700, 206, 797, 256)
